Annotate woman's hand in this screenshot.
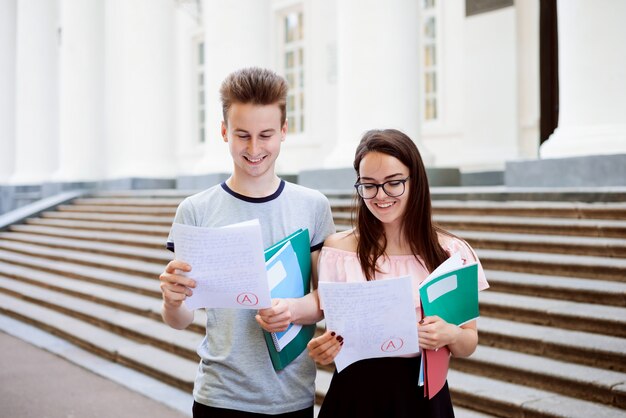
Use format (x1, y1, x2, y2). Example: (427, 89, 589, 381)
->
(418, 315, 461, 351)
(307, 330, 343, 365)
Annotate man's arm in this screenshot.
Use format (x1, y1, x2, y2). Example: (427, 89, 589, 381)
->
(159, 259, 195, 330)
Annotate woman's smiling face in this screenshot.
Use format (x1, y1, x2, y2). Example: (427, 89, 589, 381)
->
(358, 151, 411, 228)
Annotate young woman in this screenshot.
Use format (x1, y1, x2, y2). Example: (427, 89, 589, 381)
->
(307, 129, 489, 418)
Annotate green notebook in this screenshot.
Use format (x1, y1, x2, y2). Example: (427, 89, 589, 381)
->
(419, 262, 479, 326)
(263, 229, 316, 371)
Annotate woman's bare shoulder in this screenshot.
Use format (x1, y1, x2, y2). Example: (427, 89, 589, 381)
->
(324, 229, 358, 252)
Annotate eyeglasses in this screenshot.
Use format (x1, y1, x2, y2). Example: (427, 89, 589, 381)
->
(354, 176, 410, 199)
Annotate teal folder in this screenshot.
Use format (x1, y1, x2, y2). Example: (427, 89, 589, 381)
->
(263, 229, 316, 371)
(419, 263, 479, 326)
(418, 262, 479, 398)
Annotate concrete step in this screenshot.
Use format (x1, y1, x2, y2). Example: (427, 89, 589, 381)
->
(0, 240, 162, 279)
(478, 317, 626, 373)
(485, 269, 626, 307)
(8, 224, 165, 249)
(333, 211, 626, 238)
(480, 291, 626, 338)
(314, 365, 626, 418)
(0, 260, 206, 333)
(448, 369, 626, 418)
(452, 345, 626, 409)
(26, 217, 171, 236)
(0, 268, 495, 418)
(0, 292, 197, 392)
(431, 200, 626, 220)
(57, 204, 177, 216)
(73, 197, 183, 207)
(0, 276, 202, 360)
(3, 190, 623, 417)
(326, 198, 353, 212)
(476, 249, 626, 282)
(40, 211, 173, 226)
(329, 218, 626, 257)
(93, 190, 194, 199)
(0, 248, 160, 297)
(313, 315, 626, 375)
(331, 211, 352, 221)
(330, 199, 626, 220)
(323, 187, 626, 203)
(0, 231, 171, 264)
(433, 214, 626, 238)
(449, 406, 497, 418)
(454, 230, 626, 258)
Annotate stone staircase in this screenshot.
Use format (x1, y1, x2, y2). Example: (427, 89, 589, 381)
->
(0, 189, 625, 417)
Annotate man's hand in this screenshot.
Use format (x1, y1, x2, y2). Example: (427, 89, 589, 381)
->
(159, 259, 195, 308)
(256, 299, 293, 332)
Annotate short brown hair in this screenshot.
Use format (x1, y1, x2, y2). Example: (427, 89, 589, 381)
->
(219, 67, 288, 125)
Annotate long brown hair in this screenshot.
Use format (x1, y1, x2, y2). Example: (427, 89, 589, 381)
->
(353, 129, 449, 280)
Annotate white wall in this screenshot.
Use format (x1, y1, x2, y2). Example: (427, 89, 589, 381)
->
(55, 0, 104, 182)
(0, 0, 17, 182)
(425, 5, 518, 170)
(104, 0, 177, 180)
(274, 0, 338, 174)
(173, 7, 204, 175)
(12, 0, 60, 184)
(325, 0, 423, 168)
(193, 0, 273, 175)
(541, 0, 626, 158)
(6, 1, 624, 188)
(421, 0, 466, 165)
(516, 0, 540, 160)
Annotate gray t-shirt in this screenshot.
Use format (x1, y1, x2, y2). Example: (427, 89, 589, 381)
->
(167, 180, 335, 414)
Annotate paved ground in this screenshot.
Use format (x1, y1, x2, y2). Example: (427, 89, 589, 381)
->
(0, 330, 190, 418)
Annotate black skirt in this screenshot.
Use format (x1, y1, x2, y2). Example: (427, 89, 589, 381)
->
(318, 356, 455, 418)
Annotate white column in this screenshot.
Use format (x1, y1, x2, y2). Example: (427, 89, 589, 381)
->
(325, 0, 432, 168)
(541, 0, 626, 158)
(192, 0, 272, 174)
(54, 0, 104, 182)
(0, 0, 17, 182)
(516, 0, 540, 159)
(172, 6, 202, 175)
(104, 0, 176, 180)
(11, 0, 60, 184)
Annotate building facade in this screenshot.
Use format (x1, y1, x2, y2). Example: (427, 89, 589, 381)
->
(0, 0, 625, 194)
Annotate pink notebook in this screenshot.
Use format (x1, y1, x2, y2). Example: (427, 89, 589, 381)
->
(423, 345, 450, 399)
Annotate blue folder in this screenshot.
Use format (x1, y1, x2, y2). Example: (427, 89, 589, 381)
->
(263, 229, 316, 371)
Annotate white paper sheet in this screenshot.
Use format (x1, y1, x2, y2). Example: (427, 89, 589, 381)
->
(318, 276, 420, 372)
(419, 252, 463, 289)
(170, 220, 271, 310)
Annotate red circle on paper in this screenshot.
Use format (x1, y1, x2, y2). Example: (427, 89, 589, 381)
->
(236, 292, 259, 306)
(380, 337, 404, 352)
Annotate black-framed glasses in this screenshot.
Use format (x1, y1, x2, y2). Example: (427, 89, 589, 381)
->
(354, 176, 410, 199)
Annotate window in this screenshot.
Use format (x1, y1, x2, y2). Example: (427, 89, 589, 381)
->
(421, 0, 439, 122)
(281, 9, 305, 134)
(197, 39, 205, 143)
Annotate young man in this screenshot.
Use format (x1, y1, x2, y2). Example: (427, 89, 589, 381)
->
(159, 67, 335, 417)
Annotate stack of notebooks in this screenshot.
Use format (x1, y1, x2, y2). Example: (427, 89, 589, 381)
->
(418, 254, 480, 398)
(263, 229, 316, 371)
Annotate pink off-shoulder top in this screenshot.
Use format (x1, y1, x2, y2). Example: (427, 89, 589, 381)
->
(317, 235, 489, 320)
